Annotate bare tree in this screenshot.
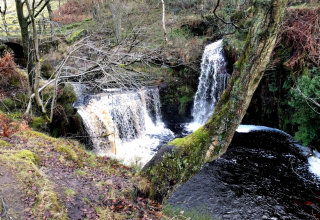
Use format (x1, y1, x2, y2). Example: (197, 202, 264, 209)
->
(161, 0, 167, 43)
(14, 0, 53, 113)
(25, 0, 45, 113)
(0, 0, 9, 39)
(46, 1, 55, 43)
(109, 0, 123, 43)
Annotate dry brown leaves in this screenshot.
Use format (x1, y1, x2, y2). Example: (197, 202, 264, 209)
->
(281, 6, 320, 69)
(0, 113, 30, 137)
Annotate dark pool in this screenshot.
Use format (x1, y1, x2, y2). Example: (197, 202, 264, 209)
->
(168, 130, 320, 219)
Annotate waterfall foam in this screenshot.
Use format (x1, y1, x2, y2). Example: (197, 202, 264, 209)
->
(73, 85, 174, 166)
(186, 39, 230, 132)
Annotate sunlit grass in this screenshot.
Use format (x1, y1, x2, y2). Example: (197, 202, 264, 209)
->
(0, 0, 66, 38)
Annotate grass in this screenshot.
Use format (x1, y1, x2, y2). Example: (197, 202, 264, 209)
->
(163, 204, 212, 220)
(0, 129, 137, 219)
(0, 0, 67, 38)
(64, 188, 76, 197)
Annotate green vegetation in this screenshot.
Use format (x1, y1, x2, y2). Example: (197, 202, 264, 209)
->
(163, 204, 212, 220)
(64, 188, 76, 197)
(0, 0, 319, 219)
(288, 69, 320, 146)
(66, 29, 87, 44)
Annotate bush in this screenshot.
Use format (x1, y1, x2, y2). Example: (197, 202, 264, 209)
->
(288, 68, 320, 146)
(0, 52, 20, 88)
(282, 7, 320, 69)
(0, 112, 30, 137)
(53, 0, 91, 24)
(41, 61, 53, 79)
(166, 0, 201, 12)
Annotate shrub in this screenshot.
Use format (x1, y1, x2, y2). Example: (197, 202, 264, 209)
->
(281, 7, 320, 69)
(53, 0, 91, 24)
(0, 52, 20, 88)
(40, 61, 53, 79)
(288, 68, 320, 146)
(0, 112, 30, 137)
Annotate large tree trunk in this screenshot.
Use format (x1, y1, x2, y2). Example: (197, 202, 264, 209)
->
(141, 0, 288, 202)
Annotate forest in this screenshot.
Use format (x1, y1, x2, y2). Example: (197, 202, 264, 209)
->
(0, 0, 319, 219)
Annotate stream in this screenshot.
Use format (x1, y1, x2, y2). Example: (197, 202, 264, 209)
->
(168, 127, 320, 219)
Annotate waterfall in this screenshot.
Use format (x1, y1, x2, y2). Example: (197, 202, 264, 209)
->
(187, 39, 230, 132)
(73, 85, 174, 166)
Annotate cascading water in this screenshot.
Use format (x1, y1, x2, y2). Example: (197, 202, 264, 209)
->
(73, 85, 174, 166)
(187, 39, 230, 132)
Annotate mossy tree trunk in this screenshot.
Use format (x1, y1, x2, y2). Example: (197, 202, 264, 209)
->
(15, 0, 32, 87)
(141, 0, 288, 202)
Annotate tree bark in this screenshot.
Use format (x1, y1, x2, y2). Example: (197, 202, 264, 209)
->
(161, 0, 167, 43)
(141, 0, 288, 202)
(15, 0, 32, 86)
(46, 1, 55, 43)
(26, 0, 46, 113)
(0, 0, 9, 39)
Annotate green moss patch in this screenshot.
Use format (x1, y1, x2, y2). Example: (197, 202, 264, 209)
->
(66, 29, 87, 44)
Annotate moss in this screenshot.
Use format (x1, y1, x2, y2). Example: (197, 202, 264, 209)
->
(58, 83, 77, 105)
(0, 151, 67, 219)
(30, 116, 47, 131)
(0, 139, 14, 148)
(169, 138, 184, 146)
(169, 26, 193, 40)
(66, 29, 87, 44)
(163, 204, 212, 220)
(64, 188, 76, 197)
(41, 61, 54, 79)
(21, 130, 56, 142)
(86, 154, 98, 168)
(145, 128, 210, 201)
(56, 144, 79, 163)
(75, 169, 87, 176)
(16, 150, 37, 164)
(0, 97, 15, 112)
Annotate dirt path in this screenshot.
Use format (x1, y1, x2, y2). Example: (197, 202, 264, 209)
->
(0, 163, 26, 220)
(1, 131, 162, 219)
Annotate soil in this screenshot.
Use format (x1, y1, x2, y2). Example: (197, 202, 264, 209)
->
(0, 132, 163, 220)
(0, 163, 26, 220)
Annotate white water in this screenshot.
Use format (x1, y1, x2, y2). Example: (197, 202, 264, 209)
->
(186, 39, 230, 132)
(182, 39, 320, 180)
(236, 125, 290, 136)
(236, 124, 320, 179)
(73, 85, 174, 166)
